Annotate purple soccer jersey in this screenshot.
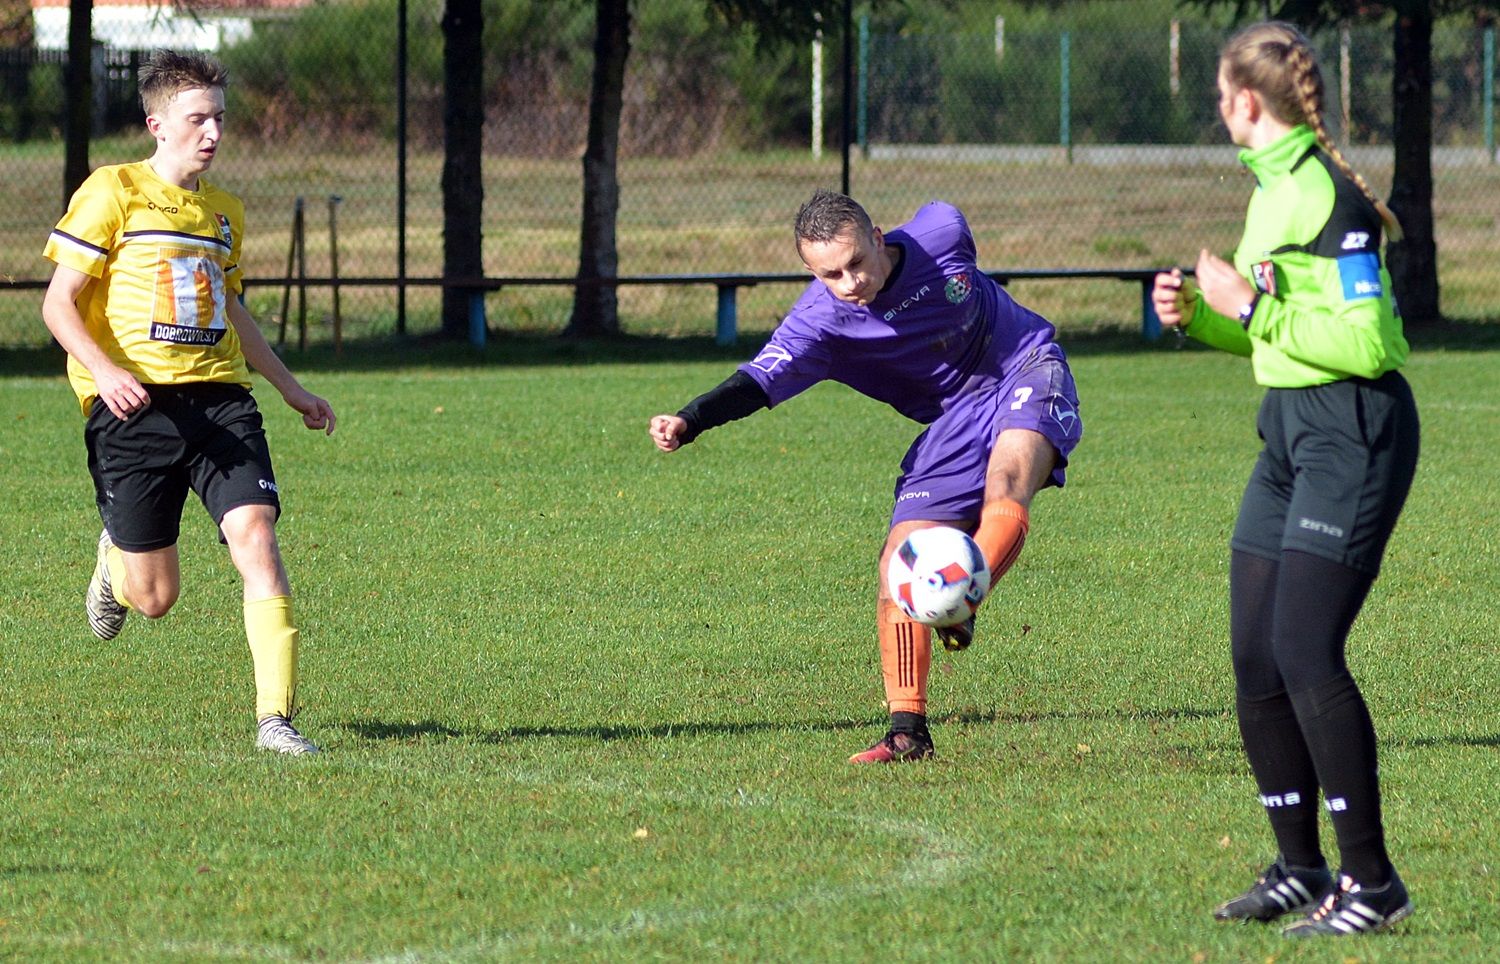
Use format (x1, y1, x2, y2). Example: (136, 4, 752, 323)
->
(738, 201, 1082, 524)
(738, 201, 1057, 423)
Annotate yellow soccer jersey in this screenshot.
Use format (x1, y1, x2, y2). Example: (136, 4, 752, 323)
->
(44, 160, 251, 415)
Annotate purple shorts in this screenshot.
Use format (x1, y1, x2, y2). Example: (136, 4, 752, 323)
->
(890, 344, 1081, 526)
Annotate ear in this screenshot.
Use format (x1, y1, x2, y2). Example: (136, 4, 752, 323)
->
(1240, 87, 1263, 123)
(144, 113, 163, 139)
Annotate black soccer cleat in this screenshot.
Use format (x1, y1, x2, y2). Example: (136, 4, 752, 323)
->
(935, 615, 975, 652)
(1213, 858, 1334, 922)
(1282, 870, 1413, 937)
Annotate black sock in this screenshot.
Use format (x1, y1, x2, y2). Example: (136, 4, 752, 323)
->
(1290, 673, 1392, 887)
(890, 711, 929, 737)
(1236, 690, 1324, 869)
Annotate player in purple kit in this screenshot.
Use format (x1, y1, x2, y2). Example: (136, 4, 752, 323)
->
(649, 189, 1082, 762)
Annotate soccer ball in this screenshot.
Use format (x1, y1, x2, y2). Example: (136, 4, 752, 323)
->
(886, 526, 991, 628)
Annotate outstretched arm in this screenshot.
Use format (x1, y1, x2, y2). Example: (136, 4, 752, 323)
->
(226, 298, 336, 435)
(648, 370, 769, 453)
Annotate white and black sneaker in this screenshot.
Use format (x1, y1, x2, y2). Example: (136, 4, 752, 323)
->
(86, 529, 128, 640)
(1214, 858, 1334, 922)
(256, 715, 321, 756)
(1282, 870, 1413, 937)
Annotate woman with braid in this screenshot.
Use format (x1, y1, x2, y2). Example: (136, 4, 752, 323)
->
(1152, 23, 1418, 936)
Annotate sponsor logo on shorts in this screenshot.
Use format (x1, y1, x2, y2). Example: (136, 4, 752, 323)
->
(944, 273, 972, 304)
(1298, 517, 1344, 539)
(1051, 398, 1080, 437)
(749, 344, 793, 374)
(896, 490, 930, 503)
(1260, 791, 1303, 808)
(258, 479, 279, 493)
(1326, 797, 1348, 812)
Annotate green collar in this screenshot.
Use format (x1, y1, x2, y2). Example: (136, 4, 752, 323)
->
(1238, 125, 1319, 187)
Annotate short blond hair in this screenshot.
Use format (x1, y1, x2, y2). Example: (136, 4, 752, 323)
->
(139, 49, 228, 116)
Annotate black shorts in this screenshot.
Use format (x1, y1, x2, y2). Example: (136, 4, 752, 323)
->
(1231, 370, 1419, 577)
(85, 383, 280, 552)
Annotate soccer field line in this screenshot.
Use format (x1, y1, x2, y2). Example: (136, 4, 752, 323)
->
(9, 735, 983, 961)
(358, 806, 977, 963)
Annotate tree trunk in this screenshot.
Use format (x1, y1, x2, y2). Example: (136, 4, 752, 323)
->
(441, 0, 485, 339)
(566, 0, 630, 337)
(62, 0, 92, 210)
(1386, 5, 1440, 324)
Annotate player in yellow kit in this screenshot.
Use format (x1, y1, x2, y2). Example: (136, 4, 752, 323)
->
(42, 50, 335, 755)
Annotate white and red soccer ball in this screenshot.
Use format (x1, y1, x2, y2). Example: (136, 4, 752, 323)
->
(885, 526, 991, 628)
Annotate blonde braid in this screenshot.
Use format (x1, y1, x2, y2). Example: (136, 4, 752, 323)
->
(1285, 36, 1404, 242)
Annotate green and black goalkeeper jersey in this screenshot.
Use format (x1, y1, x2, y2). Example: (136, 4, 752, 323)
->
(1184, 125, 1409, 387)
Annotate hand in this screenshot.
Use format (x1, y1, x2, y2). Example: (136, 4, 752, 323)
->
(1194, 249, 1256, 320)
(284, 387, 336, 436)
(92, 363, 151, 420)
(649, 414, 687, 452)
(1151, 268, 1198, 330)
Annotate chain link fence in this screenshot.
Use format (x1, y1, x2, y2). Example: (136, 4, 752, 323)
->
(2, 6, 1497, 350)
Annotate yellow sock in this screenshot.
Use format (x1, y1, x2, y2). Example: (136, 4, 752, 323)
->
(106, 545, 132, 610)
(244, 595, 299, 720)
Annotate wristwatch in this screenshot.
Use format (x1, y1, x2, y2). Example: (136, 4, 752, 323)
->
(1237, 293, 1261, 329)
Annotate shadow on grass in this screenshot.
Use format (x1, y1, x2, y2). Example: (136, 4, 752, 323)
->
(333, 704, 1233, 746)
(6, 317, 1494, 379)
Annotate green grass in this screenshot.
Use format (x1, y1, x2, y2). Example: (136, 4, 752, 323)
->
(1, 335, 1497, 961)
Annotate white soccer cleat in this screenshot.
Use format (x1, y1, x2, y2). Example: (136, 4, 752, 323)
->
(86, 529, 128, 640)
(256, 715, 321, 756)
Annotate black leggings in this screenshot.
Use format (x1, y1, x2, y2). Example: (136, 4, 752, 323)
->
(1230, 549, 1372, 699)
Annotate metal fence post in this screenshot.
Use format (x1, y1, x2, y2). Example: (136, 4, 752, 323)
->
(858, 12, 869, 159)
(1060, 31, 1072, 164)
(1486, 26, 1495, 164)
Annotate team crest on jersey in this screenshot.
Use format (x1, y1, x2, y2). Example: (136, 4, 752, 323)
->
(944, 273, 973, 304)
(1252, 260, 1278, 296)
(215, 213, 232, 247)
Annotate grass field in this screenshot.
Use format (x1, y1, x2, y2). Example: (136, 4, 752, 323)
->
(1, 330, 1496, 961)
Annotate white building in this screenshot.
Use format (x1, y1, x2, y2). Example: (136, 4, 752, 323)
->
(31, 0, 312, 52)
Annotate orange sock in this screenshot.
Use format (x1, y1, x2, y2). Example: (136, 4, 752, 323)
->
(974, 498, 1030, 581)
(879, 598, 931, 715)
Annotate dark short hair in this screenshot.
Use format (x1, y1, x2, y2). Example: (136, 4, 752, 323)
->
(139, 49, 228, 115)
(794, 188, 874, 250)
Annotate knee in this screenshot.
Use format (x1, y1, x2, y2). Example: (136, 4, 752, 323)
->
(131, 584, 179, 619)
(1230, 644, 1282, 699)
